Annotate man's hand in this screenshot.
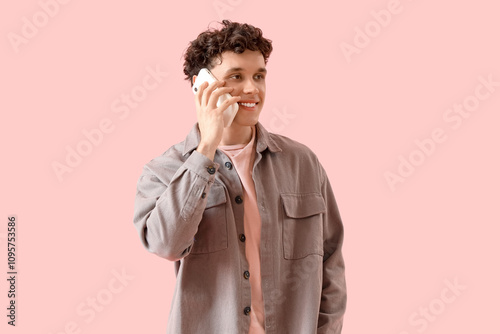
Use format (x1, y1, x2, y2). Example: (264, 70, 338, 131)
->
(195, 80, 241, 161)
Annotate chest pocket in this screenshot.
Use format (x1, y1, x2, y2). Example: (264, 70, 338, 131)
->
(281, 192, 326, 259)
(190, 184, 228, 254)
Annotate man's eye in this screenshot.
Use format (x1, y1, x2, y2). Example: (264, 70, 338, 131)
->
(230, 74, 241, 79)
(255, 74, 265, 80)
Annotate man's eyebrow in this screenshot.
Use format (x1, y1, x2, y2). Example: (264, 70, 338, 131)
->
(224, 67, 267, 74)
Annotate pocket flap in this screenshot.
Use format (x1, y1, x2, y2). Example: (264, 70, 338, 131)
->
(205, 184, 227, 209)
(281, 193, 326, 218)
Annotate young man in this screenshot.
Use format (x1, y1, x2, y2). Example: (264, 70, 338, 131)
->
(133, 20, 346, 334)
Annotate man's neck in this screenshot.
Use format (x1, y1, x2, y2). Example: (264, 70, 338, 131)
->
(219, 124, 253, 146)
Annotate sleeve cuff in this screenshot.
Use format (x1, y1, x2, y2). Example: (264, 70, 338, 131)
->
(183, 150, 221, 182)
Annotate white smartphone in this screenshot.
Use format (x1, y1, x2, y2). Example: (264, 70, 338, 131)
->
(192, 68, 239, 128)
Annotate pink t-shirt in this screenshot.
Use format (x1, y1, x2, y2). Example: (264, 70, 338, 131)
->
(218, 126, 265, 334)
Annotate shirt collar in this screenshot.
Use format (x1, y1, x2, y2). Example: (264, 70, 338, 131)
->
(182, 122, 282, 156)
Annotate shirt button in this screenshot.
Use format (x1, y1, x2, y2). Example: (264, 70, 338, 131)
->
(244, 306, 251, 315)
(201, 192, 206, 199)
(225, 161, 233, 170)
(206, 166, 216, 174)
(243, 271, 250, 279)
(239, 234, 246, 242)
(235, 196, 243, 204)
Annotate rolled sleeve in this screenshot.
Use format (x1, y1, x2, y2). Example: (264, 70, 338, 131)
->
(133, 150, 220, 261)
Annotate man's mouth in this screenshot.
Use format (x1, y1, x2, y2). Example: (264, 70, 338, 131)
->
(238, 102, 258, 108)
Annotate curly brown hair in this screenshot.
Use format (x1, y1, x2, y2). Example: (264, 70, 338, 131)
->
(183, 20, 273, 86)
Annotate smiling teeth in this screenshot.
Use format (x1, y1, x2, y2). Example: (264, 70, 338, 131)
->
(240, 102, 256, 107)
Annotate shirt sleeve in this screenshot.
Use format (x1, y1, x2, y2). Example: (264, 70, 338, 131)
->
(133, 150, 220, 261)
(317, 165, 347, 334)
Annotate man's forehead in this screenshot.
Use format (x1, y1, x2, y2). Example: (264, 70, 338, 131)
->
(212, 50, 266, 71)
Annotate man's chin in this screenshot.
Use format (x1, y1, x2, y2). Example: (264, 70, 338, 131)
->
(231, 113, 260, 127)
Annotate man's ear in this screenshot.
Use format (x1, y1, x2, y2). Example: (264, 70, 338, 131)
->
(192, 75, 197, 85)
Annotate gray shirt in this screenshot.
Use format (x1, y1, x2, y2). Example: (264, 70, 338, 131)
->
(133, 122, 347, 333)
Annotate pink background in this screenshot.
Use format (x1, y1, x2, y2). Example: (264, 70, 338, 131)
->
(1, 0, 499, 333)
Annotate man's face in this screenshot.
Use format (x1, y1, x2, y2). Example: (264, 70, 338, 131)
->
(205, 49, 267, 128)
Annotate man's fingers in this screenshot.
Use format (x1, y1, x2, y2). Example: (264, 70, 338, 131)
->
(212, 86, 235, 96)
(196, 80, 239, 120)
(221, 95, 241, 108)
(202, 80, 225, 107)
(196, 81, 209, 106)
(207, 87, 236, 108)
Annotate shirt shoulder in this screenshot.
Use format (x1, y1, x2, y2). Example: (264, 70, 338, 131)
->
(269, 132, 319, 160)
(267, 132, 327, 179)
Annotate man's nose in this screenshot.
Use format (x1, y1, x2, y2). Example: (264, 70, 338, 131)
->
(242, 79, 259, 94)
